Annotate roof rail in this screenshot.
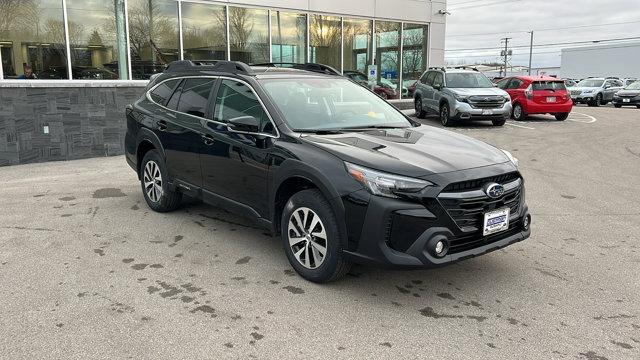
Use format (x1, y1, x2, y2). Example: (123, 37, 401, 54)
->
(252, 62, 341, 76)
(453, 66, 479, 72)
(165, 60, 254, 75)
(428, 66, 446, 72)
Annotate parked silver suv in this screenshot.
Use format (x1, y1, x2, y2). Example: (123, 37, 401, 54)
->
(413, 67, 512, 127)
(568, 77, 624, 107)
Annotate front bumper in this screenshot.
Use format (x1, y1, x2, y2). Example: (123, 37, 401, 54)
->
(571, 94, 597, 103)
(342, 167, 530, 269)
(451, 101, 512, 121)
(613, 97, 640, 106)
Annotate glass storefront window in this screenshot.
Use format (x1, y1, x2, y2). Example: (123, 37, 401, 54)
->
(343, 18, 372, 75)
(375, 21, 401, 99)
(181, 2, 227, 62)
(0, 0, 68, 79)
(271, 11, 306, 64)
(67, 0, 128, 80)
(229, 7, 269, 64)
(127, 0, 179, 79)
(309, 15, 341, 72)
(402, 23, 428, 98)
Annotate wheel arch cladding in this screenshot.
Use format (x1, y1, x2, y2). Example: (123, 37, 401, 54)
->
(135, 129, 165, 178)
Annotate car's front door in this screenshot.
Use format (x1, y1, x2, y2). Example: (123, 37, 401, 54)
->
(199, 78, 276, 218)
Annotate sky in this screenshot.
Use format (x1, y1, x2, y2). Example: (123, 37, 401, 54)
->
(444, 0, 640, 68)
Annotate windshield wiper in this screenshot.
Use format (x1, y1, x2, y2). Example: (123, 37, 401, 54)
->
(295, 129, 343, 135)
(341, 125, 406, 130)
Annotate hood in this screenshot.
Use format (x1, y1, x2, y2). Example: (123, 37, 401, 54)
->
(568, 86, 600, 92)
(616, 89, 640, 97)
(449, 87, 508, 97)
(301, 126, 510, 177)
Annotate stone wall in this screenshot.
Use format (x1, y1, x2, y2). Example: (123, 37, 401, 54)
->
(0, 82, 146, 166)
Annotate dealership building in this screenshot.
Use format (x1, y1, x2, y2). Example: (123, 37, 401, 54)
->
(0, 0, 446, 166)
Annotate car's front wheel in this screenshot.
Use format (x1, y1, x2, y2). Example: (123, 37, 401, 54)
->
(614, 104, 622, 108)
(140, 150, 182, 212)
(415, 97, 426, 118)
(281, 189, 351, 283)
(512, 103, 526, 121)
(440, 103, 454, 127)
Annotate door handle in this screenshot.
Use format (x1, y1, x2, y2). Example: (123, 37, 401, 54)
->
(156, 120, 167, 131)
(201, 134, 215, 146)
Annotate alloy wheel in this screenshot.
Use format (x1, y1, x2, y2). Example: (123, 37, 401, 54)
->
(143, 160, 163, 202)
(287, 207, 328, 269)
(513, 104, 522, 120)
(441, 105, 449, 125)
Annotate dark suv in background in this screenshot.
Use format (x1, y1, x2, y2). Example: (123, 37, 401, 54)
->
(125, 60, 531, 282)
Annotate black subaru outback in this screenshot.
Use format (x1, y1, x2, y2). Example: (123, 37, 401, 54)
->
(125, 60, 531, 283)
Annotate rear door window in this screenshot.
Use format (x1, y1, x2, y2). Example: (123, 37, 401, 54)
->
(507, 79, 524, 89)
(532, 81, 566, 91)
(149, 79, 181, 106)
(177, 78, 216, 118)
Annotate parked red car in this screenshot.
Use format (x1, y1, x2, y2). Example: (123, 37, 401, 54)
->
(496, 76, 573, 121)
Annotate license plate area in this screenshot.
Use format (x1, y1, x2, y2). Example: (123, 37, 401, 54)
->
(482, 109, 494, 115)
(483, 208, 510, 236)
(623, 98, 630, 103)
(547, 96, 556, 103)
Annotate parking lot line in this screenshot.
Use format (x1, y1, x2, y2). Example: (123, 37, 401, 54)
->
(568, 112, 597, 124)
(506, 122, 535, 130)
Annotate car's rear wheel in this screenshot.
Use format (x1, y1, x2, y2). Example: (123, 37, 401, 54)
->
(555, 113, 569, 121)
(614, 104, 622, 108)
(281, 189, 351, 283)
(636, 105, 640, 109)
(492, 118, 507, 126)
(415, 97, 426, 118)
(440, 103, 454, 127)
(140, 150, 182, 212)
(512, 103, 525, 121)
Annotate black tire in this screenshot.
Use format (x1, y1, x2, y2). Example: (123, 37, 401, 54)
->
(614, 104, 622, 108)
(440, 103, 454, 127)
(281, 189, 352, 283)
(592, 93, 603, 107)
(636, 105, 640, 109)
(492, 118, 507, 126)
(555, 113, 569, 121)
(414, 97, 426, 118)
(512, 103, 526, 121)
(140, 149, 182, 212)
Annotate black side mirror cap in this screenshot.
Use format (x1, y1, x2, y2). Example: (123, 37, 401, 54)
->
(228, 115, 260, 133)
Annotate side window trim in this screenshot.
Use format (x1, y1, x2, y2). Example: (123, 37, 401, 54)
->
(147, 76, 221, 123)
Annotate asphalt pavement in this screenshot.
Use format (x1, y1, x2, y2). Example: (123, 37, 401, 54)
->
(0, 105, 638, 359)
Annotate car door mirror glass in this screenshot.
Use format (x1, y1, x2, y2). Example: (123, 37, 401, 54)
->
(228, 116, 260, 133)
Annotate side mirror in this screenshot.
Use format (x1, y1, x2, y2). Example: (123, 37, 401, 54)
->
(228, 115, 260, 133)
(433, 84, 442, 90)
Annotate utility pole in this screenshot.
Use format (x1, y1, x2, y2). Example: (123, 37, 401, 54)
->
(528, 31, 534, 75)
(501, 37, 511, 77)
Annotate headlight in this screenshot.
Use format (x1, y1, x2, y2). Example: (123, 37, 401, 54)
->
(503, 95, 511, 103)
(454, 94, 469, 102)
(501, 149, 519, 168)
(345, 162, 433, 198)
(584, 89, 594, 93)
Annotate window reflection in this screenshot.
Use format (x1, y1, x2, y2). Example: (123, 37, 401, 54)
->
(375, 21, 401, 99)
(309, 15, 341, 72)
(343, 18, 372, 74)
(0, 0, 68, 79)
(67, 0, 128, 79)
(229, 7, 269, 64)
(127, 0, 179, 79)
(402, 23, 428, 98)
(271, 11, 306, 64)
(181, 2, 226, 61)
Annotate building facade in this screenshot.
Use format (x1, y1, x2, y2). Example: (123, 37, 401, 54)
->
(0, 0, 446, 165)
(561, 42, 640, 79)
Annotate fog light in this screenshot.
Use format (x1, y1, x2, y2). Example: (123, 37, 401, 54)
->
(523, 214, 531, 231)
(435, 241, 444, 254)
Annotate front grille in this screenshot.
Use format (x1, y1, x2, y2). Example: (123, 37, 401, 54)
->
(443, 172, 519, 192)
(439, 185, 522, 232)
(468, 96, 504, 109)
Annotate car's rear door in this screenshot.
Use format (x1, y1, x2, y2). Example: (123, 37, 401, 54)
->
(199, 78, 276, 218)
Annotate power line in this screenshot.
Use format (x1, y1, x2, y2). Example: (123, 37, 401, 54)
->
(449, 0, 522, 10)
(445, 36, 640, 52)
(447, 20, 640, 37)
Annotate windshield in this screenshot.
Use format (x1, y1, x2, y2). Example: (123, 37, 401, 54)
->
(532, 81, 566, 91)
(260, 78, 412, 131)
(445, 72, 494, 88)
(625, 81, 640, 90)
(576, 79, 604, 88)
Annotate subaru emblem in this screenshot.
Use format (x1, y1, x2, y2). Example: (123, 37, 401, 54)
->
(485, 183, 505, 199)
